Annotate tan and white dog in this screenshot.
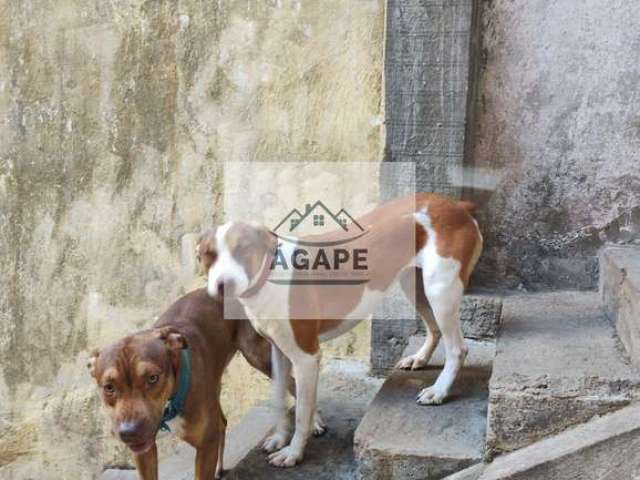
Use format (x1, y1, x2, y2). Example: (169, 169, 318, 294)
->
(197, 193, 482, 467)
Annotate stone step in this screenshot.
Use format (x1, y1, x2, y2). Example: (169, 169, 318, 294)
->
(442, 463, 483, 480)
(486, 291, 640, 457)
(354, 338, 493, 480)
(460, 294, 503, 341)
(445, 403, 640, 480)
(372, 292, 502, 375)
(405, 335, 497, 369)
(227, 359, 383, 480)
(600, 245, 640, 366)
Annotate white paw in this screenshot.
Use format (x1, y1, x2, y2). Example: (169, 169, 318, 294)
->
(262, 430, 289, 453)
(416, 385, 447, 405)
(395, 354, 429, 371)
(267, 445, 303, 467)
(313, 411, 327, 437)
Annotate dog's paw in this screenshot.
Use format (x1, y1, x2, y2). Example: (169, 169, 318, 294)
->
(313, 411, 327, 437)
(394, 354, 429, 371)
(262, 430, 289, 453)
(267, 445, 303, 468)
(416, 386, 447, 405)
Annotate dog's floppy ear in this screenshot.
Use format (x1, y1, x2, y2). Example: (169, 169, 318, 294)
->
(197, 228, 218, 272)
(199, 228, 218, 251)
(154, 326, 187, 350)
(256, 225, 277, 253)
(87, 349, 100, 379)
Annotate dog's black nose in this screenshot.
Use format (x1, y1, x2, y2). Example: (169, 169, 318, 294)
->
(118, 420, 144, 443)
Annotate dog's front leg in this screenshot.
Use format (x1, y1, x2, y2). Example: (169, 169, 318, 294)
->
(195, 439, 221, 480)
(133, 444, 158, 480)
(262, 345, 292, 453)
(268, 352, 320, 467)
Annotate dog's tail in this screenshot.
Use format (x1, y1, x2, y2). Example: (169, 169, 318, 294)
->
(457, 200, 477, 216)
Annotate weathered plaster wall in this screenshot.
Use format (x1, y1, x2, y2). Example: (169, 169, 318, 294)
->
(468, 0, 640, 290)
(0, 1, 384, 478)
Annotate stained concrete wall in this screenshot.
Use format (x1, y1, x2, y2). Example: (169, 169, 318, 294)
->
(467, 0, 640, 290)
(0, 1, 384, 478)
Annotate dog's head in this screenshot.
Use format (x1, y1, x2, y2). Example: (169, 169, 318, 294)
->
(87, 327, 186, 454)
(197, 222, 274, 299)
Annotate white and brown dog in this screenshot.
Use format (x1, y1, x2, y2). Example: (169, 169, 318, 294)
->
(197, 193, 482, 467)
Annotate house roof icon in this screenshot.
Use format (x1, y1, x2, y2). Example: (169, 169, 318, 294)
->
(273, 201, 365, 234)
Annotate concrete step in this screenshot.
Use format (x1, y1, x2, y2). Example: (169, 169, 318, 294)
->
(442, 463, 483, 480)
(354, 339, 494, 480)
(372, 292, 501, 376)
(487, 291, 640, 457)
(416, 294, 502, 341)
(405, 335, 497, 369)
(600, 245, 640, 367)
(227, 359, 383, 480)
(445, 403, 640, 480)
(460, 294, 503, 341)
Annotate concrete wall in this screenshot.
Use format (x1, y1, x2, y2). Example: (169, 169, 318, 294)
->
(372, 0, 474, 374)
(0, 1, 384, 478)
(467, 0, 640, 290)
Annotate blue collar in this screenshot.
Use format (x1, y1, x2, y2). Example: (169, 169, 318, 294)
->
(159, 348, 191, 432)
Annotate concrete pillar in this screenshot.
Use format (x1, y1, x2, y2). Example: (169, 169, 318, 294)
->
(373, 0, 475, 373)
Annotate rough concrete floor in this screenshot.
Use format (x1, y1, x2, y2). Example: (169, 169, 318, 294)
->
(355, 367, 490, 480)
(354, 337, 494, 480)
(227, 358, 383, 480)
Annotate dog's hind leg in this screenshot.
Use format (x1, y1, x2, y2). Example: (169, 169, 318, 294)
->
(417, 267, 466, 405)
(394, 267, 441, 370)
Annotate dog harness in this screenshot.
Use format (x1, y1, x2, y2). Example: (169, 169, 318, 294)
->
(159, 348, 192, 432)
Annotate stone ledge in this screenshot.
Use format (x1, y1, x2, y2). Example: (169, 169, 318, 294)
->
(404, 335, 495, 369)
(448, 403, 640, 480)
(355, 366, 490, 480)
(600, 245, 640, 366)
(460, 295, 503, 340)
(372, 293, 502, 376)
(487, 291, 640, 457)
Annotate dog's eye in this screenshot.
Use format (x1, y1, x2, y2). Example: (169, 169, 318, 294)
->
(103, 384, 115, 396)
(148, 374, 159, 385)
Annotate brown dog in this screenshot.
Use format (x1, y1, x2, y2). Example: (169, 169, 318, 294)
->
(87, 288, 272, 479)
